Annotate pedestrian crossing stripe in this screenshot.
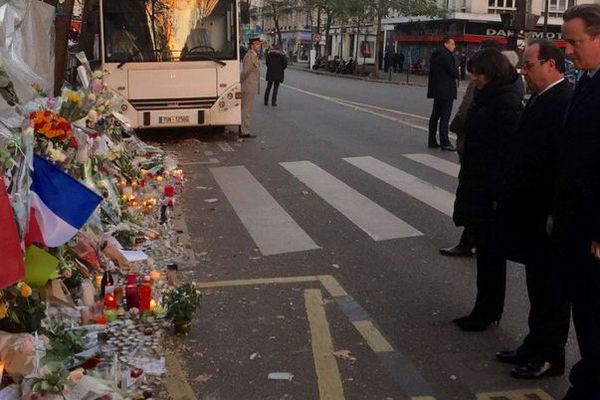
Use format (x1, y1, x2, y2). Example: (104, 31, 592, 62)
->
(344, 156, 455, 216)
(411, 389, 555, 400)
(210, 165, 320, 255)
(281, 160, 422, 240)
(475, 388, 555, 400)
(403, 153, 460, 178)
(210, 154, 459, 256)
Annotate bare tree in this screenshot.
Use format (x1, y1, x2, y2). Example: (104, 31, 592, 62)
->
(303, 0, 345, 57)
(38, 0, 76, 94)
(369, 0, 444, 78)
(262, 0, 294, 45)
(343, 0, 372, 74)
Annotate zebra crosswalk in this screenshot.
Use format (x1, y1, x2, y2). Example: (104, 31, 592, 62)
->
(209, 154, 460, 256)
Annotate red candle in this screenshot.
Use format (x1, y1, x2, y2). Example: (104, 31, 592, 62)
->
(104, 293, 117, 309)
(139, 276, 152, 311)
(125, 273, 140, 309)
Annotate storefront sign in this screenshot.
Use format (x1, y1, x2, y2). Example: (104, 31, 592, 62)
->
(485, 28, 563, 40)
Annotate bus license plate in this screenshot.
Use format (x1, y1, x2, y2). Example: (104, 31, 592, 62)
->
(158, 116, 190, 124)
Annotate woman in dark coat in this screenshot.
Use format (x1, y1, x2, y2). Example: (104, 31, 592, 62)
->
(452, 48, 523, 331)
(264, 43, 287, 106)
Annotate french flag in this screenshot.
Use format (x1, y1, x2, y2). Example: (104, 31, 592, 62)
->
(26, 155, 102, 248)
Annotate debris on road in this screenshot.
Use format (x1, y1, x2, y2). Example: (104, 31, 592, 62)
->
(268, 372, 294, 381)
(331, 350, 357, 361)
(204, 198, 219, 203)
(193, 373, 213, 384)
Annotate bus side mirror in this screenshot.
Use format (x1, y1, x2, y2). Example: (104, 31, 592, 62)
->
(240, 1, 250, 24)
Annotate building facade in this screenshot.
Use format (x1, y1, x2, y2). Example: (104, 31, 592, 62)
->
(383, 0, 595, 70)
(247, 0, 315, 62)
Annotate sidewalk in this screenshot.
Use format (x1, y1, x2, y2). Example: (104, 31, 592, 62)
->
(286, 63, 472, 92)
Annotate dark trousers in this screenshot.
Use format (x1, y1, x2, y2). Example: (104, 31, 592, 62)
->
(429, 99, 453, 147)
(564, 255, 600, 400)
(517, 249, 570, 363)
(471, 222, 506, 319)
(264, 81, 280, 105)
(458, 226, 475, 249)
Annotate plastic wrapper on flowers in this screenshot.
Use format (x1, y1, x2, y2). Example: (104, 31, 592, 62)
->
(0, 0, 55, 124)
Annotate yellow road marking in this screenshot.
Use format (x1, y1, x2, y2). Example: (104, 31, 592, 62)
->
(195, 275, 319, 289)
(319, 275, 349, 297)
(164, 351, 198, 400)
(305, 289, 346, 400)
(352, 320, 394, 353)
(476, 388, 555, 400)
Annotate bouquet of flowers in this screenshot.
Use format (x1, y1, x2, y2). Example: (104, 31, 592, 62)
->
(162, 283, 202, 334)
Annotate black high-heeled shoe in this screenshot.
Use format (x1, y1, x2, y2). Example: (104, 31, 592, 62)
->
(452, 314, 501, 332)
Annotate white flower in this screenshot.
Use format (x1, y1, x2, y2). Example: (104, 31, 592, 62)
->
(92, 70, 103, 79)
(87, 110, 98, 123)
(47, 147, 67, 163)
(88, 93, 96, 102)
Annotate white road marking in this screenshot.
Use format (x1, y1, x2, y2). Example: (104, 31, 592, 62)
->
(211, 166, 320, 255)
(217, 142, 234, 152)
(344, 156, 455, 217)
(179, 158, 219, 166)
(280, 161, 422, 240)
(280, 82, 458, 140)
(403, 154, 460, 178)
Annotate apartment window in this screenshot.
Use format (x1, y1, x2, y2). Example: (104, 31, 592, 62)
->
(488, 0, 515, 14)
(546, 0, 576, 14)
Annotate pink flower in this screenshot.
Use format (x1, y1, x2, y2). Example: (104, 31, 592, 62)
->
(90, 79, 103, 93)
(46, 97, 57, 109)
(18, 336, 36, 355)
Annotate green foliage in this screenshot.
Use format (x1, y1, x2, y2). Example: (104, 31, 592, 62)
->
(113, 229, 145, 249)
(41, 317, 86, 366)
(0, 62, 19, 106)
(31, 368, 70, 395)
(0, 287, 46, 334)
(162, 283, 202, 323)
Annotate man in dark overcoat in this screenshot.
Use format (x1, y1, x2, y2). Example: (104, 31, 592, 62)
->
(496, 39, 572, 380)
(427, 36, 458, 151)
(554, 4, 600, 399)
(264, 43, 287, 107)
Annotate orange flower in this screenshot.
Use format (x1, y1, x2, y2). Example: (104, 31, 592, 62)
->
(16, 282, 32, 298)
(30, 110, 72, 140)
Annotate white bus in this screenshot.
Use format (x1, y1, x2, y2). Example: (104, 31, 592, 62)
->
(82, 0, 242, 129)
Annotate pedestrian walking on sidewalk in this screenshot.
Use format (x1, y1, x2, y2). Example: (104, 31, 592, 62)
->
(240, 37, 261, 138)
(427, 36, 458, 151)
(452, 48, 523, 332)
(497, 39, 572, 380)
(264, 43, 287, 107)
(553, 5, 600, 399)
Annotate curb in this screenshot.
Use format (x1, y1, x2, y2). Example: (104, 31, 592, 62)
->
(286, 64, 428, 87)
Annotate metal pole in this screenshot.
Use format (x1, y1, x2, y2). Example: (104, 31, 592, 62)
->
(543, 0, 549, 37)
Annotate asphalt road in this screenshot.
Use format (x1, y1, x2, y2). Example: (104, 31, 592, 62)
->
(156, 67, 576, 400)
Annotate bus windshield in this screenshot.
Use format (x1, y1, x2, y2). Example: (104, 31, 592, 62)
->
(103, 0, 237, 63)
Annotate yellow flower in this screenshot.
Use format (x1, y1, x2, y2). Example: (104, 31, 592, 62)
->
(0, 302, 8, 319)
(66, 91, 81, 105)
(17, 282, 32, 298)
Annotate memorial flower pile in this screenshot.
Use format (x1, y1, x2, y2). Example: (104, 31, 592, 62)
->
(1, 28, 196, 400)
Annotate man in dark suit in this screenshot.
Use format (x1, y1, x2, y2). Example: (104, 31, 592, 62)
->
(264, 43, 287, 107)
(554, 5, 600, 399)
(496, 39, 572, 380)
(427, 36, 458, 151)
